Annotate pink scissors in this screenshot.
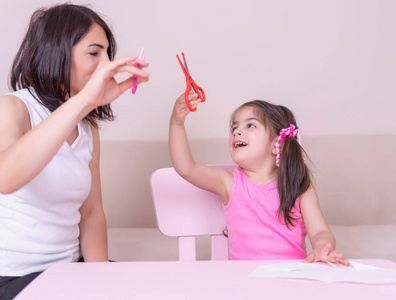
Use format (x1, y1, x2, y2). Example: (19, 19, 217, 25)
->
(176, 52, 206, 112)
(131, 47, 145, 94)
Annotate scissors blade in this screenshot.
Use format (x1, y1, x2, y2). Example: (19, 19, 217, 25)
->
(181, 53, 190, 75)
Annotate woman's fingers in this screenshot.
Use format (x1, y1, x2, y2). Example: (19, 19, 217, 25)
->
(98, 56, 135, 75)
(107, 56, 150, 92)
(120, 63, 150, 79)
(131, 59, 149, 68)
(100, 56, 150, 79)
(117, 77, 135, 94)
(108, 61, 150, 82)
(79, 55, 150, 107)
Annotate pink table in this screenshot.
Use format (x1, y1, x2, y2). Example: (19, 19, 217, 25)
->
(16, 259, 396, 299)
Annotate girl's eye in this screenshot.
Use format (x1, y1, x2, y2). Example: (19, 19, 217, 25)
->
(247, 123, 256, 129)
(231, 127, 237, 133)
(89, 52, 99, 57)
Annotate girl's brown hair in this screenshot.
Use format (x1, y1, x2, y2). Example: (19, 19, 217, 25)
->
(231, 100, 311, 227)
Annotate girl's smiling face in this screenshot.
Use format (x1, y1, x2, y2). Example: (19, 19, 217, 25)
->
(70, 23, 110, 96)
(229, 106, 277, 169)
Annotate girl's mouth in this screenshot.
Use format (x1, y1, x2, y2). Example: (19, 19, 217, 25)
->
(234, 142, 247, 148)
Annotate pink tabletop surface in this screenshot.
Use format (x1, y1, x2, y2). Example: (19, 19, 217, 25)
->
(15, 259, 396, 300)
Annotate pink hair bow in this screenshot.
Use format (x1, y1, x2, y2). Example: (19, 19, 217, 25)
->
(275, 124, 304, 167)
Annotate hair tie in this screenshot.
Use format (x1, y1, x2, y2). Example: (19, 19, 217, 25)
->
(275, 124, 305, 167)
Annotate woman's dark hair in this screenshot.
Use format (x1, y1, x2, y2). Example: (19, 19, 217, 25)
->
(10, 3, 117, 128)
(231, 100, 311, 228)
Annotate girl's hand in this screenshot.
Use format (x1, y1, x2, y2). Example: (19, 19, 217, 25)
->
(170, 91, 201, 125)
(305, 243, 350, 266)
(78, 56, 149, 109)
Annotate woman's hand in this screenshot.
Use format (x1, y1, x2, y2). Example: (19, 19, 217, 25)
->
(305, 243, 350, 266)
(170, 91, 201, 126)
(78, 56, 149, 109)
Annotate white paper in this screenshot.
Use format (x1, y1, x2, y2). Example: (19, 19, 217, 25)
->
(250, 261, 396, 284)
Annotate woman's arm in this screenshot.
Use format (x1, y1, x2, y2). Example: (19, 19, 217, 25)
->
(78, 126, 108, 262)
(169, 92, 233, 203)
(0, 56, 149, 194)
(0, 92, 95, 194)
(300, 185, 350, 266)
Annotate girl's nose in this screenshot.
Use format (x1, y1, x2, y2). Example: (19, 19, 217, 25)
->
(233, 130, 242, 136)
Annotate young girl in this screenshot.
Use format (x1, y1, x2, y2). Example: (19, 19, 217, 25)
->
(0, 4, 149, 298)
(169, 93, 349, 266)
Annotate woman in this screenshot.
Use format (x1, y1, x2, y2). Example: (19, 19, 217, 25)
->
(0, 4, 149, 298)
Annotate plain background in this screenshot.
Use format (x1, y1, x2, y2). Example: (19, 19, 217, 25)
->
(1, 0, 395, 142)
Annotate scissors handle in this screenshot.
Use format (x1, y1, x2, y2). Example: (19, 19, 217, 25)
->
(184, 79, 206, 112)
(132, 47, 145, 94)
(192, 83, 206, 103)
(131, 62, 140, 94)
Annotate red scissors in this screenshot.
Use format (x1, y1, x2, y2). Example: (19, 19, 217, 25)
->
(176, 52, 206, 112)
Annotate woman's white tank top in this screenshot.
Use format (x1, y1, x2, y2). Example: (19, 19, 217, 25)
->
(0, 88, 93, 276)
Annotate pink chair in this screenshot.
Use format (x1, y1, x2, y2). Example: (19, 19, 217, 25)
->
(150, 165, 236, 261)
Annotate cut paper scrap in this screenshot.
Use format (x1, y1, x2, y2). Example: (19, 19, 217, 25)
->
(250, 261, 396, 284)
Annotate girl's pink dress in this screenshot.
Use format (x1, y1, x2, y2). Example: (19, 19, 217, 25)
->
(223, 166, 307, 260)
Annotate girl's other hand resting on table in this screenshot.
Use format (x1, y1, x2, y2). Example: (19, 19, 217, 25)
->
(305, 243, 350, 266)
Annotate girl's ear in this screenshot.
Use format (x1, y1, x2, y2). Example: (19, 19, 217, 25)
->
(271, 137, 278, 156)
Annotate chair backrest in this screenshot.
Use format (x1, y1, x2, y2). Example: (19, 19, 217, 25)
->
(150, 165, 236, 261)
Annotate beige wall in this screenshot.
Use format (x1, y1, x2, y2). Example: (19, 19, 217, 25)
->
(1, 0, 396, 141)
(100, 136, 396, 228)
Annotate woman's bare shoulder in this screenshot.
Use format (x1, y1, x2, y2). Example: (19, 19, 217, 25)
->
(0, 94, 30, 132)
(0, 94, 28, 113)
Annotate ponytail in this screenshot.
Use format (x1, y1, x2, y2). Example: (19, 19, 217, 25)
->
(277, 126, 311, 228)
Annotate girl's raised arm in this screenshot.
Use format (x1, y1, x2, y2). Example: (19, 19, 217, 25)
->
(169, 92, 233, 203)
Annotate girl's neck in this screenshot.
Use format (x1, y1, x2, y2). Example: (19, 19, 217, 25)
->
(241, 166, 277, 185)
